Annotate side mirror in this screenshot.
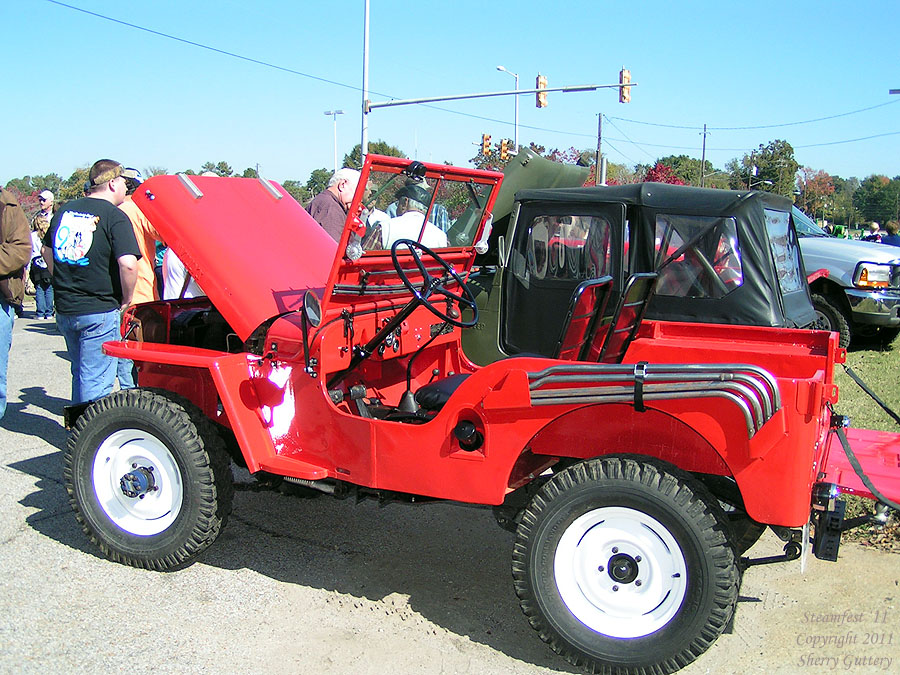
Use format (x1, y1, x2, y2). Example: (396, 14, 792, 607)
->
(301, 290, 321, 376)
(303, 290, 322, 328)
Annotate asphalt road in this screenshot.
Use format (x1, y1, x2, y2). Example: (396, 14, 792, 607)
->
(1, 311, 898, 674)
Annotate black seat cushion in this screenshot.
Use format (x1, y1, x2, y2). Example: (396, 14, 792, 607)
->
(415, 373, 470, 411)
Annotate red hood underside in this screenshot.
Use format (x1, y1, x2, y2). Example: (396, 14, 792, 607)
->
(133, 174, 337, 341)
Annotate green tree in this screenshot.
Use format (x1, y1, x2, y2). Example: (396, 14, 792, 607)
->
(342, 140, 406, 170)
(200, 161, 233, 177)
(305, 168, 332, 197)
(145, 166, 167, 177)
(282, 180, 309, 204)
(657, 155, 723, 187)
(830, 176, 862, 227)
(241, 167, 259, 178)
(725, 140, 799, 198)
(58, 167, 91, 203)
(853, 175, 900, 224)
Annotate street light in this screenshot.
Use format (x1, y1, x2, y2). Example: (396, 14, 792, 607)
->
(324, 110, 345, 173)
(496, 65, 519, 152)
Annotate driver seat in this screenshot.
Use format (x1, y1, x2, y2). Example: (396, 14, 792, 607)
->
(415, 273, 658, 412)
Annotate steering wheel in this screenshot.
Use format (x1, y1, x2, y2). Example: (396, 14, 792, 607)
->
(391, 239, 479, 328)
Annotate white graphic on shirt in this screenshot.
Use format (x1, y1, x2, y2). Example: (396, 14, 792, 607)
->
(54, 211, 99, 266)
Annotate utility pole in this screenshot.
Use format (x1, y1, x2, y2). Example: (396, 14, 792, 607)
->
(595, 113, 602, 185)
(699, 124, 709, 187)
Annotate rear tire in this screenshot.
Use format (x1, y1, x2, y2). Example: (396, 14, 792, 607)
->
(810, 293, 851, 348)
(513, 456, 739, 674)
(63, 389, 233, 570)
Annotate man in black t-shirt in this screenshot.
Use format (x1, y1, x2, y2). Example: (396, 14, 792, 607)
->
(42, 159, 140, 404)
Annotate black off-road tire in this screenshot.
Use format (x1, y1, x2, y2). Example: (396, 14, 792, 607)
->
(810, 293, 851, 348)
(63, 388, 234, 571)
(512, 456, 739, 675)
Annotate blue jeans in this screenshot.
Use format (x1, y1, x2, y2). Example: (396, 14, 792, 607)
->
(0, 300, 14, 419)
(34, 282, 54, 318)
(56, 309, 124, 404)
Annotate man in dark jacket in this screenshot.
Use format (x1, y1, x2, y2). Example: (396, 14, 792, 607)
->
(307, 168, 360, 241)
(0, 186, 32, 419)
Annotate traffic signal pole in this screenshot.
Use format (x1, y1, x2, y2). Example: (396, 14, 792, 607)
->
(364, 83, 626, 112)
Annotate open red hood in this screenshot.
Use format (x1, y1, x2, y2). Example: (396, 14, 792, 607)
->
(133, 174, 336, 341)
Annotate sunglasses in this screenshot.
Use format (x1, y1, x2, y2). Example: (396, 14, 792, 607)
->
(38, 197, 48, 202)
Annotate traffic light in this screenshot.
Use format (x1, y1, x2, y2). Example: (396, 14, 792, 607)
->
(500, 139, 510, 160)
(536, 74, 548, 108)
(619, 68, 631, 104)
(481, 133, 492, 157)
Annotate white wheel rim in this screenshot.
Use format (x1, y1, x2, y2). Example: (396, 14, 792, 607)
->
(92, 429, 183, 536)
(554, 506, 687, 638)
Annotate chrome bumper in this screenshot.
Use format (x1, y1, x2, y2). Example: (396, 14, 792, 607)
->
(846, 288, 900, 326)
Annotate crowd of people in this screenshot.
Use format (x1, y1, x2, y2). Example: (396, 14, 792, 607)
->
(1, 161, 456, 421)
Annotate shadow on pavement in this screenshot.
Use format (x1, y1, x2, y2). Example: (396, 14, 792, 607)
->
(9, 451, 97, 558)
(12, 459, 572, 671)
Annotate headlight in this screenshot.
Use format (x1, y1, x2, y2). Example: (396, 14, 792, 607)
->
(853, 262, 894, 288)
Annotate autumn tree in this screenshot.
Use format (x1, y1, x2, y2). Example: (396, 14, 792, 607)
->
(644, 162, 687, 185)
(796, 168, 835, 220)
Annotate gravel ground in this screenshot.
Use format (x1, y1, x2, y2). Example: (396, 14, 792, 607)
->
(1, 310, 898, 674)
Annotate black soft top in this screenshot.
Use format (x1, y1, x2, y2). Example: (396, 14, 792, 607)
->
(514, 183, 814, 329)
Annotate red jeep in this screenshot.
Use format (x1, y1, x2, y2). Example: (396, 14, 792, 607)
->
(63, 155, 899, 675)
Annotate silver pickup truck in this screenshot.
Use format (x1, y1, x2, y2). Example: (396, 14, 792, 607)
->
(795, 207, 900, 347)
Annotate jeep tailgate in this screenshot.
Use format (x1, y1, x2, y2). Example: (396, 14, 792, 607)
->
(820, 427, 900, 503)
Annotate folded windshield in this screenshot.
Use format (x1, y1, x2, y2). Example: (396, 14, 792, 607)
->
(360, 168, 492, 252)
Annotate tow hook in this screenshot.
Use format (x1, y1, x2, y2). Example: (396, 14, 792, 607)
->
(741, 540, 802, 568)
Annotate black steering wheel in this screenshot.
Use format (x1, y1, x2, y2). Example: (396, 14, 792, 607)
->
(391, 239, 479, 328)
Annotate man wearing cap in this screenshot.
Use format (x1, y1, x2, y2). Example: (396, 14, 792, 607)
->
(0, 186, 32, 419)
(29, 190, 56, 319)
(42, 159, 141, 404)
(379, 184, 448, 250)
(308, 167, 360, 241)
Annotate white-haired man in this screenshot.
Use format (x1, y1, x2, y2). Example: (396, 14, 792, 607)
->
(308, 167, 360, 241)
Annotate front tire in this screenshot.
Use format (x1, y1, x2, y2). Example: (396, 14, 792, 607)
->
(63, 389, 233, 571)
(512, 456, 739, 674)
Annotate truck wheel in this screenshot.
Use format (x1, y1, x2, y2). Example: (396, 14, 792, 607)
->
(512, 457, 739, 674)
(63, 389, 233, 571)
(810, 293, 851, 348)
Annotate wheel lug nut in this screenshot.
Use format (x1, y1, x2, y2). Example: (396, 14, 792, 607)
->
(635, 580, 642, 587)
(598, 565, 604, 572)
(612, 585, 619, 592)
(132, 463, 137, 468)
(635, 556, 641, 562)
(612, 547, 619, 553)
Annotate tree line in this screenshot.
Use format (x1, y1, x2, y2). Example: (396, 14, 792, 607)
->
(5, 138, 897, 227)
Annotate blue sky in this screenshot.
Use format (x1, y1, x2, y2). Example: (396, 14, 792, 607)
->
(5, 0, 899, 185)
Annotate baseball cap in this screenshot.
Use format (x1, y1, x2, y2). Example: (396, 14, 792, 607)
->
(38, 190, 54, 201)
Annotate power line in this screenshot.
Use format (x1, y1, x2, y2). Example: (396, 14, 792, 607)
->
(45, 0, 900, 160)
(607, 99, 900, 131)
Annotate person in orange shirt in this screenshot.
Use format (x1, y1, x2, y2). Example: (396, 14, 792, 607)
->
(119, 168, 164, 305)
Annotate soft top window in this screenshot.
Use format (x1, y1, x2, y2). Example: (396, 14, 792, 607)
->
(653, 214, 742, 299)
(766, 208, 805, 294)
